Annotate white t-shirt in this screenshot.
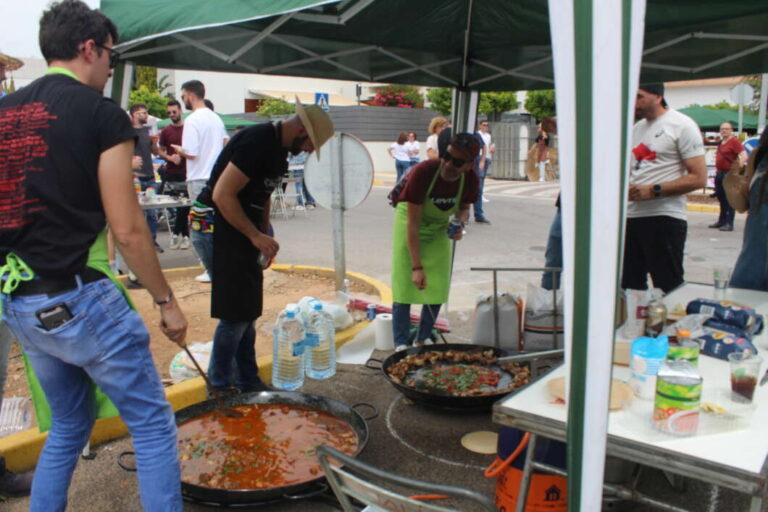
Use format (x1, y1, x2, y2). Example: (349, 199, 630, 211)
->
(405, 140, 420, 160)
(426, 134, 439, 159)
(181, 107, 227, 182)
(628, 109, 704, 220)
(478, 131, 492, 160)
(390, 142, 411, 162)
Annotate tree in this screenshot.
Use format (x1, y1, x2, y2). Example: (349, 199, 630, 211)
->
(426, 87, 452, 116)
(372, 84, 424, 108)
(258, 97, 295, 116)
(135, 66, 158, 92)
(524, 89, 556, 121)
(479, 91, 517, 121)
(129, 85, 169, 119)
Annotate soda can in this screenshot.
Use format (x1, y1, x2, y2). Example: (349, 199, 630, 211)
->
(645, 300, 667, 337)
(446, 220, 463, 238)
(257, 252, 271, 269)
(366, 304, 377, 321)
(667, 339, 700, 367)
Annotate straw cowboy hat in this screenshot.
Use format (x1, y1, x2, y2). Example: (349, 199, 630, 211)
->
(295, 96, 334, 159)
(0, 52, 24, 72)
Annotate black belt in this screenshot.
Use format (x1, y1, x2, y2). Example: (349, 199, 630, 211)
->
(11, 267, 107, 297)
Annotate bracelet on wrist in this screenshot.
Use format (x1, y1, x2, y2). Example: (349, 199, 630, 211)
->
(155, 289, 173, 306)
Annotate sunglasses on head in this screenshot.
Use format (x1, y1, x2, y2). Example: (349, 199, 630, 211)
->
(96, 44, 121, 69)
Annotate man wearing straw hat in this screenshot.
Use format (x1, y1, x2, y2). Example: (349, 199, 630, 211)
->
(206, 97, 334, 393)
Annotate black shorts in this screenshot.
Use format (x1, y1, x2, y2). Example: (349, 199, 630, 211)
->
(621, 216, 687, 293)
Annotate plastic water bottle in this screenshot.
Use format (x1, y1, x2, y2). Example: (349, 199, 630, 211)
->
(272, 304, 306, 390)
(304, 300, 336, 379)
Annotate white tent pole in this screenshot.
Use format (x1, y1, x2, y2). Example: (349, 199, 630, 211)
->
(759, 74, 767, 135)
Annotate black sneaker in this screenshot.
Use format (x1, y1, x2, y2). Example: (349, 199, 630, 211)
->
(0, 457, 33, 498)
(708, 222, 724, 229)
(719, 224, 734, 232)
(207, 386, 240, 401)
(154, 241, 164, 254)
(241, 379, 273, 393)
(475, 217, 492, 224)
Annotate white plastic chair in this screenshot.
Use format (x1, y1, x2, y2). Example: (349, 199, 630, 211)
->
(317, 445, 497, 512)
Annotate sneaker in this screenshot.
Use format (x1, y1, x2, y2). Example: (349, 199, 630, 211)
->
(482, 195, 490, 203)
(394, 344, 408, 352)
(179, 236, 191, 250)
(154, 241, 164, 254)
(169, 235, 181, 250)
(294, 205, 305, 211)
(719, 224, 734, 232)
(195, 271, 211, 283)
(306, 204, 316, 210)
(475, 217, 491, 224)
(126, 273, 142, 289)
(0, 457, 33, 497)
(708, 222, 724, 229)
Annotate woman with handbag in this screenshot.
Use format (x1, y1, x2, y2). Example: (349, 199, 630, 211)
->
(729, 128, 768, 290)
(390, 133, 480, 351)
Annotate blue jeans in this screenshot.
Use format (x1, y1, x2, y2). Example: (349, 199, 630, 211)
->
(541, 209, 563, 290)
(395, 160, 410, 182)
(190, 229, 214, 277)
(473, 166, 487, 220)
(392, 302, 442, 347)
(732, 171, 768, 290)
(714, 171, 735, 226)
(138, 177, 158, 241)
(0, 323, 10, 410)
(208, 320, 261, 391)
(2, 278, 181, 511)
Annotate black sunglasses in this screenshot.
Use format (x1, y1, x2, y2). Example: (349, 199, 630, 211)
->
(445, 155, 470, 167)
(96, 44, 121, 69)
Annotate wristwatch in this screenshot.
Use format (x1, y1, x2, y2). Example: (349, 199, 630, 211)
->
(652, 184, 662, 198)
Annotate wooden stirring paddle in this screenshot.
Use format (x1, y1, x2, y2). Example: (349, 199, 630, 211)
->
(183, 346, 243, 418)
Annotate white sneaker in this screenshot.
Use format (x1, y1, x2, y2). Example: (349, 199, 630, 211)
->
(394, 345, 408, 352)
(482, 195, 489, 203)
(195, 271, 211, 283)
(179, 236, 190, 250)
(294, 205, 305, 211)
(169, 235, 181, 250)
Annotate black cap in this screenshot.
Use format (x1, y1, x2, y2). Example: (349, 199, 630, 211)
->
(639, 83, 667, 107)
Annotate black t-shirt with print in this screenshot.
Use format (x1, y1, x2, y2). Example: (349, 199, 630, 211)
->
(399, 160, 479, 211)
(209, 122, 287, 321)
(0, 74, 136, 277)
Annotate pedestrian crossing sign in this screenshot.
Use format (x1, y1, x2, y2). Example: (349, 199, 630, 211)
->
(315, 92, 330, 112)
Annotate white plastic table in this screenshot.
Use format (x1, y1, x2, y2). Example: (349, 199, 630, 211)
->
(493, 283, 768, 511)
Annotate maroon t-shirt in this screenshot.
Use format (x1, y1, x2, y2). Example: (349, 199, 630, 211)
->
(398, 160, 479, 211)
(159, 123, 186, 179)
(715, 136, 744, 172)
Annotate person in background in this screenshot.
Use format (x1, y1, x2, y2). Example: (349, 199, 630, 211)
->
(390, 134, 480, 351)
(710, 122, 746, 232)
(535, 127, 550, 182)
(171, 80, 227, 283)
(730, 127, 768, 290)
(472, 128, 490, 224)
(406, 131, 420, 167)
(388, 131, 412, 182)
(0, 325, 33, 496)
(622, 83, 706, 293)
(288, 151, 316, 210)
(0, 1, 187, 509)
(426, 117, 448, 160)
(477, 119, 494, 203)
(207, 101, 334, 392)
(538, 117, 562, 290)
(157, 99, 190, 250)
(129, 102, 161, 253)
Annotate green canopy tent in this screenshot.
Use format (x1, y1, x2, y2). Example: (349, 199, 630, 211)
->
(679, 105, 760, 131)
(101, 1, 768, 509)
(156, 111, 259, 130)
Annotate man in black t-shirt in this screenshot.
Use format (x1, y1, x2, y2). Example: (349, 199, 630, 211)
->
(0, 2, 187, 509)
(206, 100, 333, 392)
(130, 102, 161, 251)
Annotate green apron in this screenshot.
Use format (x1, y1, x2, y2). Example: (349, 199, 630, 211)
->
(391, 167, 464, 304)
(1, 231, 124, 432)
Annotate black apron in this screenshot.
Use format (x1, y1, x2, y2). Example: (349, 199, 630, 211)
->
(210, 124, 287, 321)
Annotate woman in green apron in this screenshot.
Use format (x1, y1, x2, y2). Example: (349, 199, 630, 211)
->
(391, 133, 482, 350)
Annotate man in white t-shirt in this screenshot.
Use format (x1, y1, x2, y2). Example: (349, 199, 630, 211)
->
(171, 80, 227, 202)
(171, 80, 227, 282)
(622, 83, 706, 293)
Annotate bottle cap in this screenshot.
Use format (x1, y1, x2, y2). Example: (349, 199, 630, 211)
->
(676, 329, 690, 338)
(312, 301, 323, 310)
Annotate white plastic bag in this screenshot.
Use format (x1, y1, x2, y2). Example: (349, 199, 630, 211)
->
(0, 397, 33, 437)
(297, 295, 353, 331)
(471, 293, 523, 350)
(168, 341, 213, 382)
(523, 284, 564, 351)
(620, 288, 663, 338)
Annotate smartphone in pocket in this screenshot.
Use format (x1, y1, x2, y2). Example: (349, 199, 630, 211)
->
(36, 303, 73, 331)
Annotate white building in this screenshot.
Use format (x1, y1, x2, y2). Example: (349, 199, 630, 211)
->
(663, 76, 746, 109)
